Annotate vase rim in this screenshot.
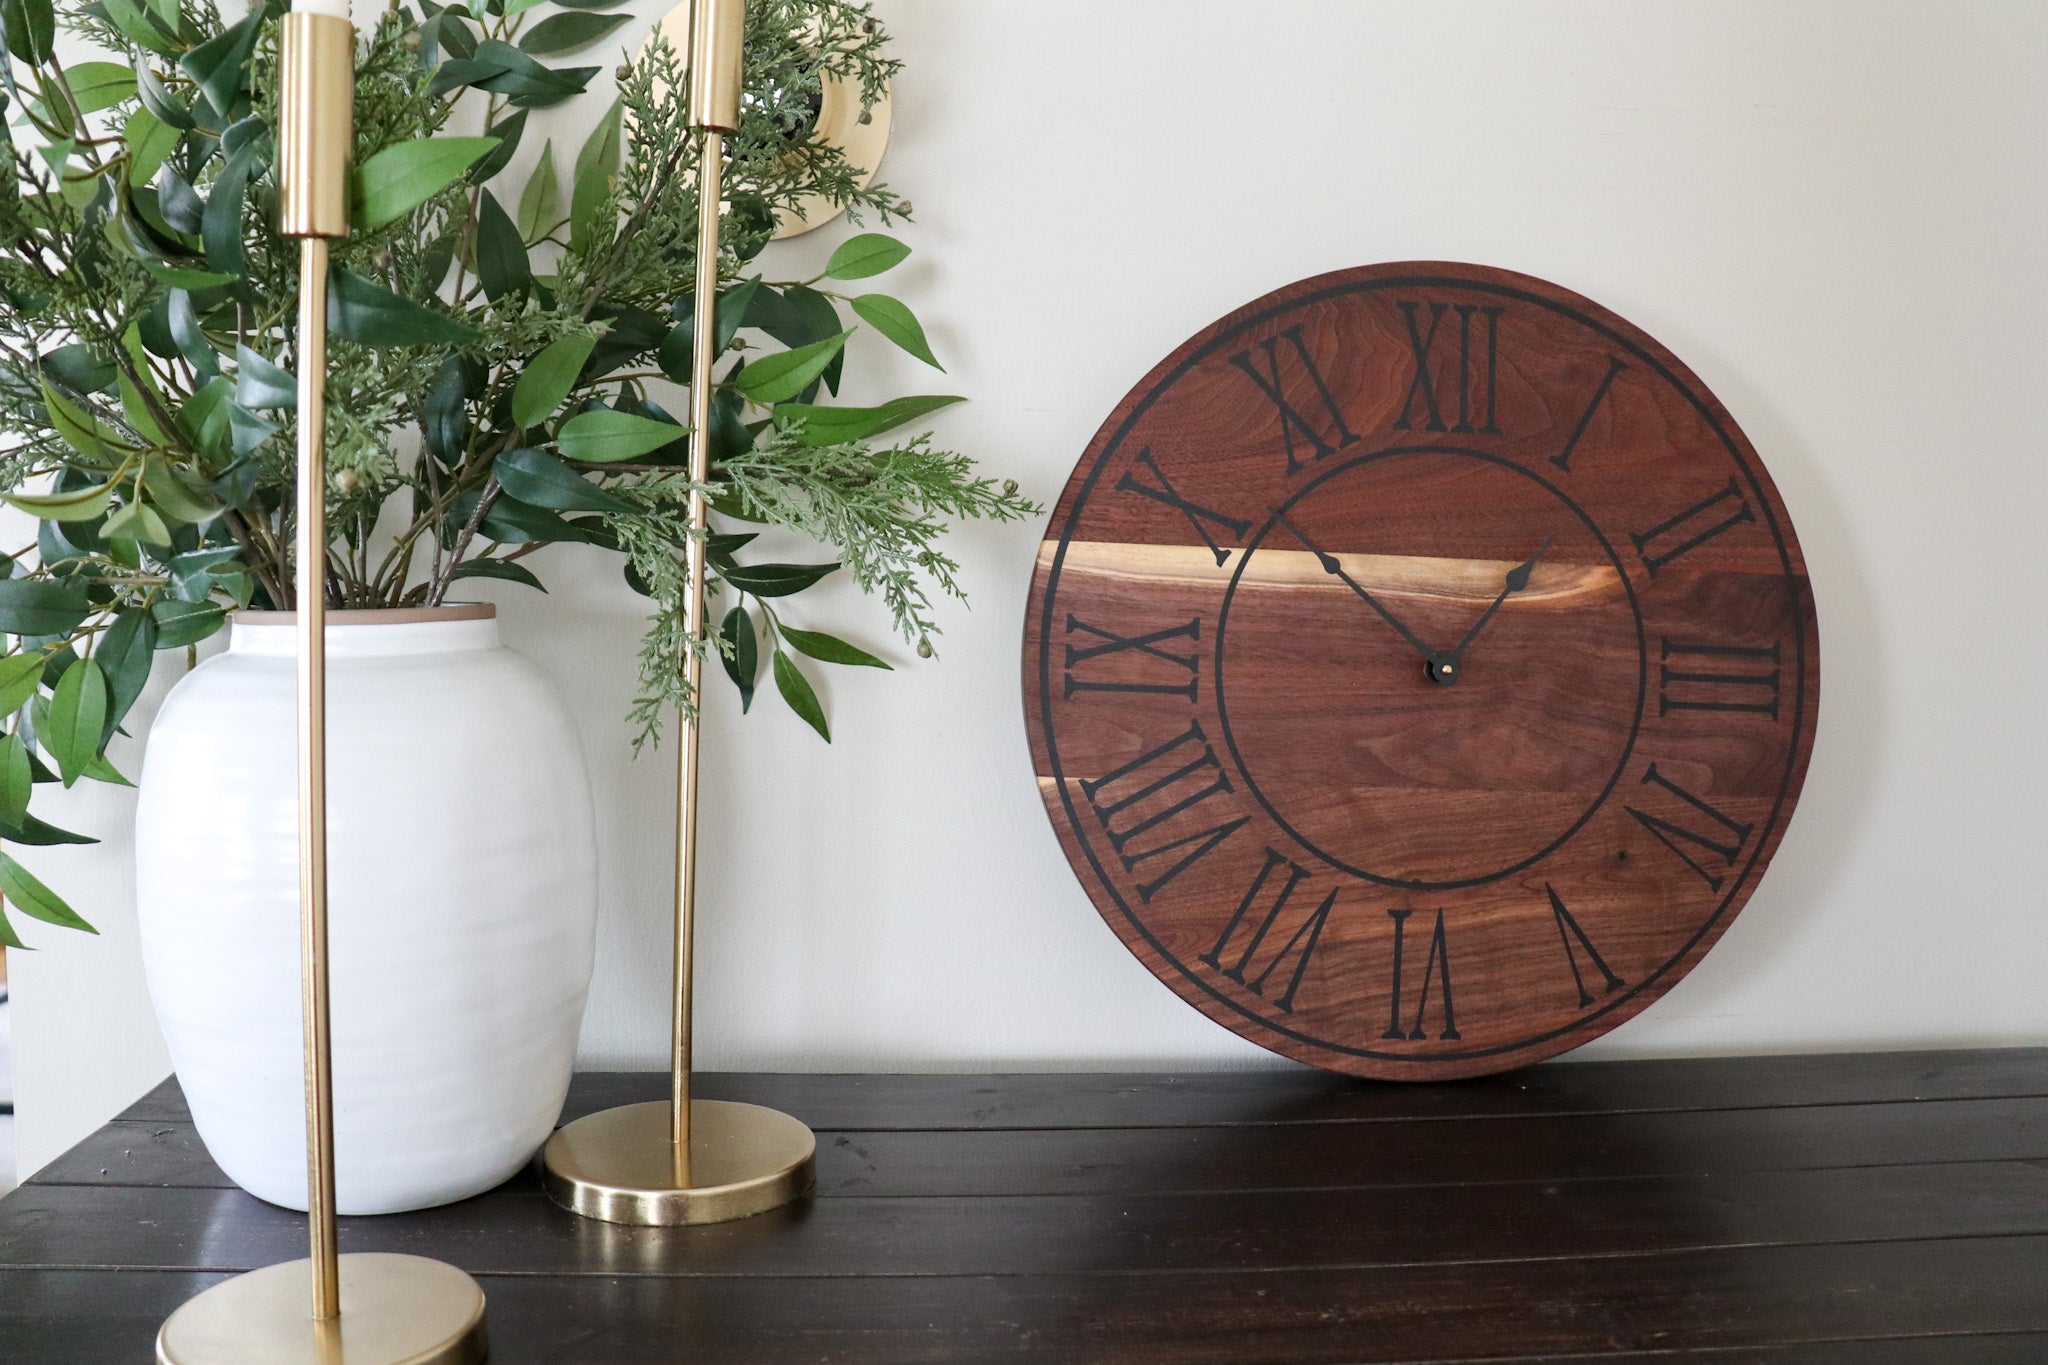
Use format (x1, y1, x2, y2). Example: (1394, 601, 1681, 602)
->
(232, 604, 496, 626)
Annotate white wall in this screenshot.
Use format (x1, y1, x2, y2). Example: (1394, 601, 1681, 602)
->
(17, 0, 2048, 1179)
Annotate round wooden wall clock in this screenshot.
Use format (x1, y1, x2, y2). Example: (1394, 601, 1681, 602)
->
(1023, 262, 1818, 1080)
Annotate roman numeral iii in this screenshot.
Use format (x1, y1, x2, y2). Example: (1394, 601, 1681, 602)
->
(1547, 885, 1625, 1008)
(1228, 325, 1361, 475)
(1079, 721, 1247, 903)
(1200, 848, 1338, 1013)
(1624, 762, 1754, 893)
(1117, 447, 1252, 567)
(1394, 301, 1504, 436)
(1660, 638, 1782, 719)
(1631, 478, 1754, 577)
(1063, 614, 1202, 702)
(1383, 907, 1460, 1041)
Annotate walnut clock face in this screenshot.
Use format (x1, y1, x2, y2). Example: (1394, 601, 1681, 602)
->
(1023, 262, 1818, 1080)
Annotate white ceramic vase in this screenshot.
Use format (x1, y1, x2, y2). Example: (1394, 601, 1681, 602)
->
(135, 606, 597, 1214)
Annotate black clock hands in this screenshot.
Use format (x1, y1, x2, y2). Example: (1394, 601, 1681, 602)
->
(1446, 536, 1555, 663)
(1273, 510, 1554, 688)
(1270, 510, 1451, 675)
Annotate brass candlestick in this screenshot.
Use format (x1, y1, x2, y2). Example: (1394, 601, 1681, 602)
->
(540, 0, 817, 1226)
(155, 12, 488, 1362)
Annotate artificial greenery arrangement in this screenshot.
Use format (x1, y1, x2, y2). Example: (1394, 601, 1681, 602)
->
(0, 0, 1035, 942)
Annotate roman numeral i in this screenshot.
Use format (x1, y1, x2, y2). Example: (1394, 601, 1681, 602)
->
(1080, 721, 1247, 903)
(1394, 301, 1504, 437)
(1228, 325, 1361, 476)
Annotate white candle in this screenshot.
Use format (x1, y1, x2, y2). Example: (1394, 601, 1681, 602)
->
(292, 0, 350, 17)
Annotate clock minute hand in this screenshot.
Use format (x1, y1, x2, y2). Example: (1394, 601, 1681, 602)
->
(1271, 510, 1443, 666)
(1449, 536, 1555, 661)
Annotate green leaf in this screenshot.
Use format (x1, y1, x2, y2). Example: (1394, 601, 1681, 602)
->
(95, 608, 158, 739)
(494, 446, 633, 512)
(3, 479, 117, 522)
(450, 558, 546, 592)
(167, 546, 239, 602)
(118, 370, 173, 446)
(518, 9, 629, 54)
(516, 137, 560, 244)
(0, 851, 95, 933)
(46, 656, 108, 786)
(849, 293, 944, 370)
(781, 626, 891, 670)
(0, 811, 96, 845)
(134, 63, 193, 127)
(772, 394, 965, 447)
(124, 107, 180, 188)
(474, 189, 532, 300)
(103, 499, 174, 548)
(720, 605, 757, 712)
(730, 331, 852, 405)
(233, 344, 296, 410)
(0, 579, 90, 637)
(142, 458, 223, 525)
(720, 561, 839, 598)
(201, 142, 258, 277)
(329, 269, 478, 347)
(824, 232, 911, 281)
(568, 99, 621, 253)
(0, 733, 30, 824)
(41, 377, 133, 462)
(0, 652, 46, 717)
(67, 61, 137, 114)
(151, 599, 225, 648)
(512, 332, 594, 428)
(555, 408, 684, 463)
(354, 136, 498, 230)
(445, 40, 595, 109)
(102, 0, 177, 57)
(772, 650, 829, 741)
(470, 109, 527, 183)
(1, 0, 54, 63)
(178, 7, 263, 116)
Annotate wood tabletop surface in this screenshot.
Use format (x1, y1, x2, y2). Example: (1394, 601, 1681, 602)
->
(2, 1051, 2046, 1361)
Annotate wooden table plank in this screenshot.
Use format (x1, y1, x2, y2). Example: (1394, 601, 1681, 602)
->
(35, 1094, 2048, 1196)
(3, 1237, 2046, 1363)
(103, 1048, 2048, 1130)
(5, 1159, 2047, 1278)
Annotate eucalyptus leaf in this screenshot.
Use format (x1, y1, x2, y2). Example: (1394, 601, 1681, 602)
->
(780, 626, 892, 670)
(67, 61, 137, 114)
(772, 394, 964, 447)
(201, 142, 258, 277)
(518, 9, 628, 55)
(470, 109, 527, 183)
(179, 7, 263, 116)
(3, 478, 116, 523)
(329, 269, 478, 347)
(516, 137, 560, 244)
(0, 733, 30, 824)
(151, 599, 225, 648)
(450, 558, 546, 592)
(720, 561, 839, 598)
(772, 649, 829, 741)
(474, 189, 531, 300)
(569, 98, 621, 253)
(124, 107, 180, 188)
(0, 850, 95, 932)
(494, 446, 633, 512)
(0, 652, 48, 716)
(95, 608, 157, 738)
(233, 343, 295, 410)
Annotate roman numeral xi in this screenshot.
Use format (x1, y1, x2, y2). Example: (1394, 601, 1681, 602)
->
(1228, 325, 1361, 475)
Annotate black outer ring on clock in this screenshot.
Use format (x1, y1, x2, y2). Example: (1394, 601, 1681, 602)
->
(1214, 444, 1650, 892)
(1034, 271, 1813, 1065)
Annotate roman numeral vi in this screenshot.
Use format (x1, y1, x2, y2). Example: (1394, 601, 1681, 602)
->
(1383, 907, 1460, 1041)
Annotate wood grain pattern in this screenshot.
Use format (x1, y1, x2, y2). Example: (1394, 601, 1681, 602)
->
(1024, 262, 1819, 1079)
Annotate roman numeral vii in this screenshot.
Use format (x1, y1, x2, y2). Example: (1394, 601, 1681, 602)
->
(1080, 721, 1247, 903)
(1200, 848, 1338, 1013)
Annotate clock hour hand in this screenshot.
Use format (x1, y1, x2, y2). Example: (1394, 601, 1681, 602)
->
(1271, 510, 1447, 670)
(1448, 536, 1555, 662)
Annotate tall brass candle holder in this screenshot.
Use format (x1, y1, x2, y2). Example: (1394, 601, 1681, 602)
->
(540, 0, 817, 1226)
(154, 9, 489, 1362)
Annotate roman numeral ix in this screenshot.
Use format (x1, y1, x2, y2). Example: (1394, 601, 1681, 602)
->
(1394, 301, 1504, 436)
(1228, 325, 1361, 475)
(1200, 848, 1338, 1013)
(1080, 721, 1247, 903)
(1117, 447, 1252, 567)
(1383, 907, 1460, 1041)
(1064, 614, 1202, 702)
(1548, 884, 1625, 1008)
(1624, 762, 1754, 893)
(1631, 478, 1754, 578)
(1660, 638, 1782, 719)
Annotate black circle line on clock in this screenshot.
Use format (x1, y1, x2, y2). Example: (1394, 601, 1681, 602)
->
(1034, 271, 1812, 1062)
(1217, 445, 1648, 892)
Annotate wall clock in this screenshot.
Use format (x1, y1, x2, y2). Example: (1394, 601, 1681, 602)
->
(1023, 262, 1818, 1080)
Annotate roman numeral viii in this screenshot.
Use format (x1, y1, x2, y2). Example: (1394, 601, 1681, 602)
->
(1383, 908, 1460, 1041)
(1117, 447, 1252, 567)
(1200, 848, 1339, 1013)
(1624, 762, 1754, 893)
(1228, 325, 1361, 476)
(1631, 478, 1754, 578)
(1394, 301, 1503, 436)
(1080, 721, 1247, 903)
(1547, 885, 1624, 1008)
(1064, 614, 1201, 701)
(1660, 638, 1782, 719)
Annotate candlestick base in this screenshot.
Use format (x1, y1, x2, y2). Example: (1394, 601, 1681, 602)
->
(156, 1253, 486, 1365)
(542, 1099, 815, 1225)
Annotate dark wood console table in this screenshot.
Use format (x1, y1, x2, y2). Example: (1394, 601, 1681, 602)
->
(3, 1052, 2046, 1361)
